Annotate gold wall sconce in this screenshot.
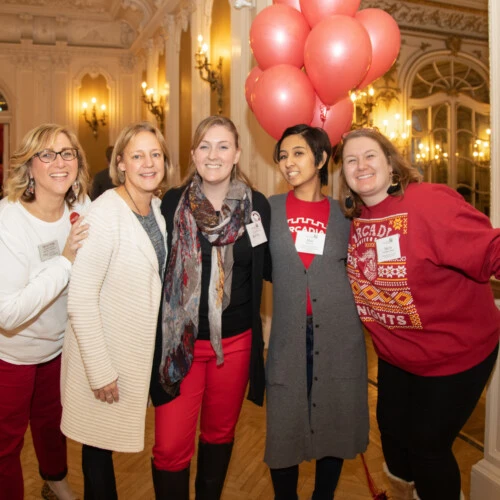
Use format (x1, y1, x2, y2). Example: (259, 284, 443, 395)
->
(195, 35, 223, 115)
(82, 97, 107, 139)
(141, 82, 165, 131)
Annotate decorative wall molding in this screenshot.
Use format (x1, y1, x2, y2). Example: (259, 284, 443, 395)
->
(119, 54, 136, 73)
(229, 0, 255, 10)
(360, 0, 488, 40)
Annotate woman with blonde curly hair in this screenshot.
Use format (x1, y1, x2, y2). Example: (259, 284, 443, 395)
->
(0, 123, 90, 500)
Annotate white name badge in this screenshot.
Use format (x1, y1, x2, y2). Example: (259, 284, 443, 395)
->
(246, 211, 267, 247)
(376, 234, 401, 262)
(295, 230, 326, 255)
(38, 240, 61, 262)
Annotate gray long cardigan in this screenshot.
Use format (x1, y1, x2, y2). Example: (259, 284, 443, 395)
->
(264, 194, 369, 469)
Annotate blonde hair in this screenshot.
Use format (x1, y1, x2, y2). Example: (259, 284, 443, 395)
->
(338, 128, 423, 218)
(5, 123, 90, 206)
(110, 121, 170, 194)
(181, 115, 252, 188)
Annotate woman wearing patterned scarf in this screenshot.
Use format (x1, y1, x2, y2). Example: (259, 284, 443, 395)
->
(149, 116, 271, 499)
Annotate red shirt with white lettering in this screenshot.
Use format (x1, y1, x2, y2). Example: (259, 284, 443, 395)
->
(347, 182, 500, 376)
(286, 191, 329, 315)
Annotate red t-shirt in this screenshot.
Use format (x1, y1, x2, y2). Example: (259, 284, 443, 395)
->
(286, 191, 330, 315)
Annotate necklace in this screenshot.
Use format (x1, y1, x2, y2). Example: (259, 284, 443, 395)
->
(123, 184, 147, 221)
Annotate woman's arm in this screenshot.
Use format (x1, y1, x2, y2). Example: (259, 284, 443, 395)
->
(0, 217, 87, 331)
(423, 185, 500, 281)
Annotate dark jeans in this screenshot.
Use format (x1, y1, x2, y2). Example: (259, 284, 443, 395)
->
(270, 316, 344, 500)
(82, 445, 117, 500)
(377, 344, 498, 500)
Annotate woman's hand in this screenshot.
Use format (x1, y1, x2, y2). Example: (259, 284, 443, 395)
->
(62, 215, 89, 264)
(93, 379, 119, 404)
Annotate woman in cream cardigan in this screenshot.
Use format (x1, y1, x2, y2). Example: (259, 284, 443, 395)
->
(61, 121, 170, 499)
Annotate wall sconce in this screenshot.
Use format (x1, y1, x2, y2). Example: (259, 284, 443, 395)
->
(195, 35, 223, 115)
(141, 82, 165, 131)
(82, 97, 107, 139)
(350, 86, 377, 127)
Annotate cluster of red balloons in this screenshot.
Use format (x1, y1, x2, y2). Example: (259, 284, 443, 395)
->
(245, 0, 401, 145)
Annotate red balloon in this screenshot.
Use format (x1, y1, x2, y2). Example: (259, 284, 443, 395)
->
(300, 0, 361, 28)
(245, 67, 263, 111)
(250, 4, 310, 70)
(251, 64, 316, 140)
(273, 0, 301, 12)
(311, 96, 354, 147)
(304, 15, 372, 106)
(356, 8, 401, 89)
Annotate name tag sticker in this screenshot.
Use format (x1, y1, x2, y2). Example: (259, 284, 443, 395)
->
(295, 231, 326, 255)
(376, 234, 401, 262)
(246, 211, 267, 247)
(38, 240, 61, 262)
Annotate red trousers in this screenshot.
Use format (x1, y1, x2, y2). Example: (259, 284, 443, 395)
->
(153, 330, 252, 471)
(0, 355, 67, 500)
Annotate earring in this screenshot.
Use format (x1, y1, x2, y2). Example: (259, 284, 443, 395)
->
(25, 177, 35, 196)
(345, 195, 354, 209)
(72, 181, 80, 198)
(387, 173, 401, 195)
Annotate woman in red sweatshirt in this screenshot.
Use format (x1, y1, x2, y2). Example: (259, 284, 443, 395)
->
(339, 127, 500, 500)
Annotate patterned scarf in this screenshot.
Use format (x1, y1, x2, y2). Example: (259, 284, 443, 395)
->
(160, 174, 252, 396)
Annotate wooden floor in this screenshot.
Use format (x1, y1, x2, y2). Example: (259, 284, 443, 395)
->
(21, 333, 486, 499)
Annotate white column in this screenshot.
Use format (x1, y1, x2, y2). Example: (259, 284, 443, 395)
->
(229, 0, 278, 196)
(191, 0, 211, 132)
(470, 1, 500, 498)
(163, 14, 181, 184)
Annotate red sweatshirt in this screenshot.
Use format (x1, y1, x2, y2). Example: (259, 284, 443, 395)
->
(347, 182, 500, 376)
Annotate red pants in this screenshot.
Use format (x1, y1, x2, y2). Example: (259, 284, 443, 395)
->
(0, 355, 67, 500)
(153, 330, 252, 471)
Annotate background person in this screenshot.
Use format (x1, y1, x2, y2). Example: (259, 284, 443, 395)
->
(90, 145, 114, 201)
(339, 127, 500, 500)
(61, 121, 170, 500)
(265, 124, 369, 500)
(0, 123, 90, 500)
(149, 115, 270, 500)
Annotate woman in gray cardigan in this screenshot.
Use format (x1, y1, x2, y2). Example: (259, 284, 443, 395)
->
(265, 124, 369, 499)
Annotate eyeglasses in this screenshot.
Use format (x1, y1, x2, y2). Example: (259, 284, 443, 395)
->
(34, 148, 79, 163)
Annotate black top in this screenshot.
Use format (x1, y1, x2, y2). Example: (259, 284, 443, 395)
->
(197, 228, 253, 339)
(149, 186, 271, 407)
(90, 168, 114, 201)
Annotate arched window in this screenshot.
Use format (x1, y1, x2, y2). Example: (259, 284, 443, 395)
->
(409, 57, 490, 215)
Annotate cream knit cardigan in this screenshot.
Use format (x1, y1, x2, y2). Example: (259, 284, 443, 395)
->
(61, 190, 166, 453)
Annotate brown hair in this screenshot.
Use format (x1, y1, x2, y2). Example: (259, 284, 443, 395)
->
(181, 115, 252, 188)
(5, 123, 90, 206)
(338, 128, 423, 218)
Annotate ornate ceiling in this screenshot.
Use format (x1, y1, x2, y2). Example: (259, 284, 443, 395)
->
(0, 0, 183, 50)
(0, 0, 489, 50)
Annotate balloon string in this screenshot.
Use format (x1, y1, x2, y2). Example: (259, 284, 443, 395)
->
(319, 104, 330, 125)
(360, 453, 389, 500)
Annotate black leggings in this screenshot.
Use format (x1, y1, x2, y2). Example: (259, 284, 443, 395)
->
(377, 344, 498, 500)
(270, 456, 344, 500)
(82, 445, 117, 500)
